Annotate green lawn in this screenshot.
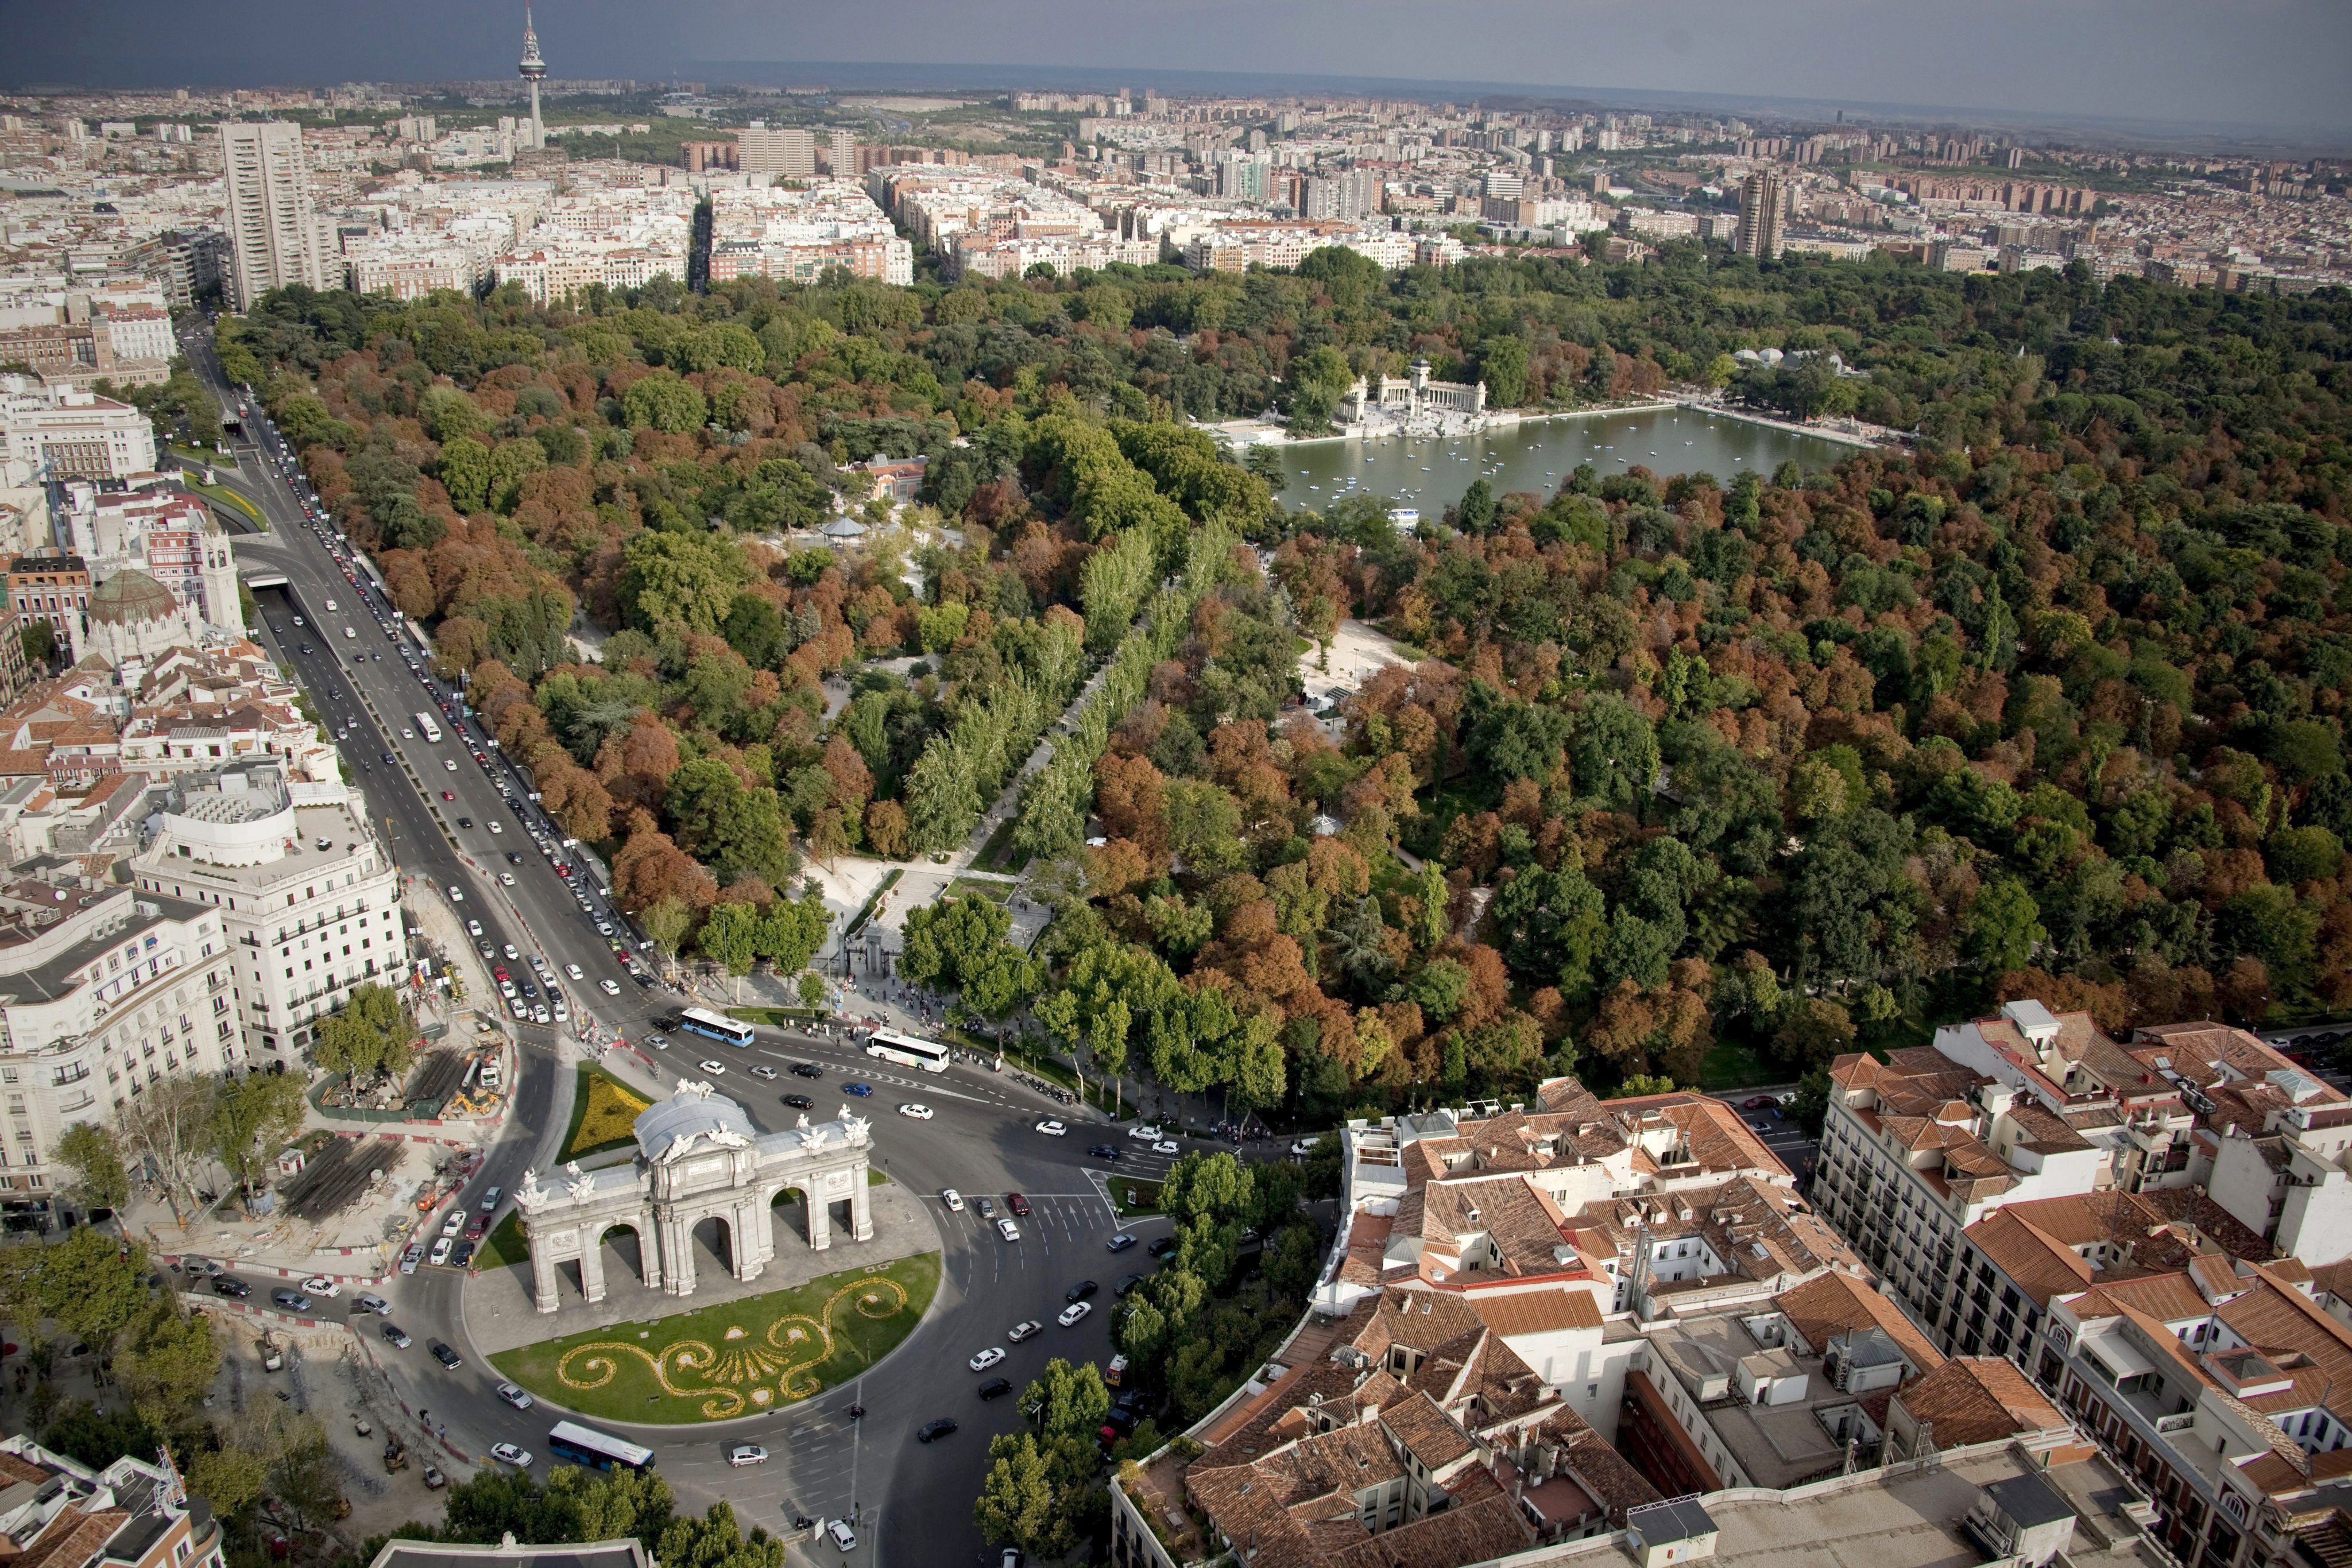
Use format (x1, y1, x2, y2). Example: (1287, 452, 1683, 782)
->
(726, 1005, 826, 1027)
(188, 480, 267, 530)
(489, 1252, 941, 1422)
(477, 1210, 528, 1270)
(1697, 1039, 1780, 1091)
(1110, 1177, 1163, 1216)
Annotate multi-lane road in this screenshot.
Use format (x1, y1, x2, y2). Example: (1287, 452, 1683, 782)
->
(172, 316, 1224, 1564)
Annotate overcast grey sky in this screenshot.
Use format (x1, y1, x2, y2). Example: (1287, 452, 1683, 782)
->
(13, 0, 2352, 138)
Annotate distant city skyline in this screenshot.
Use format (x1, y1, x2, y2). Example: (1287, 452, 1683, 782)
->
(6, 0, 2351, 142)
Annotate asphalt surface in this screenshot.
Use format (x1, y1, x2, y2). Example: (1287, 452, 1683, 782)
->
(172, 316, 1223, 1565)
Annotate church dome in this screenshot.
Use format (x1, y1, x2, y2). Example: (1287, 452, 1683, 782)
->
(86, 570, 180, 627)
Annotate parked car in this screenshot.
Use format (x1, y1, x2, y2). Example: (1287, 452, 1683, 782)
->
(1107, 1233, 1138, 1252)
(825, 1521, 857, 1552)
(916, 1419, 958, 1443)
(1006, 1193, 1031, 1217)
(941, 1189, 965, 1211)
(1115, 1273, 1146, 1297)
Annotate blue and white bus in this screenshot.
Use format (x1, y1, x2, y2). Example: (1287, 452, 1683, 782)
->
(868, 1030, 950, 1074)
(547, 1420, 655, 1472)
(676, 1006, 755, 1047)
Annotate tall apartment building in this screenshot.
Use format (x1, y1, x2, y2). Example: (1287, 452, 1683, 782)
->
(1736, 171, 1784, 258)
(129, 760, 402, 1066)
(736, 126, 815, 181)
(0, 870, 239, 1200)
(1813, 1000, 2351, 1359)
(219, 121, 326, 308)
(827, 130, 857, 176)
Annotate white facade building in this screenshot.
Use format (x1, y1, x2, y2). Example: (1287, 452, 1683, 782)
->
(129, 760, 403, 1065)
(1, 377, 158, 483)
(0, 871, 239, 1198)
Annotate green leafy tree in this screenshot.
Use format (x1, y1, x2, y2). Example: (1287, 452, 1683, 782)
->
(55, 1121, 130, 1211)
(313, 982, 413, 1084)
(622, 370, 708, 433)
(208, 1071, 310, 1202)
(1962, 878, 2047, 976)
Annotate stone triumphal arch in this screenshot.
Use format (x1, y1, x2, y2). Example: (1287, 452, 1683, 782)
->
(514, 1079, 875, 1314)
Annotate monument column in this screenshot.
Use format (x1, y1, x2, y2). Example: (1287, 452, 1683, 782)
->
(807, 1183, 831, 1251)
(849, 1160, 875, 1242)
(635, 1212, 663, 1289)
(734, 1201, 764, 1281)
(581, 1229, 608, 1304)
(530, 1236, 561, 1313)
(662, 1209, 697, 1296)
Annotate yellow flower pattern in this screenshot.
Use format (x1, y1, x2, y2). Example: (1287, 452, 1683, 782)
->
(554, 1275, 910, 1419)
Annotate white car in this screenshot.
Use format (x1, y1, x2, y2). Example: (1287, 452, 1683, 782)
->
(445, 759, 457, 771)
(466, 920, 483, 936)
(826, 1521, 857, 1552)
(1290, 1138, 1321, 1155)
(488, 820, 503, 834)
(600, 979, 620, 996)
(1007, 1319, 1043, 1342)
(566, 963, 584, 980)
(497, 1381, 534, 1409)
(726, 1443, 768, 1466)
(1153, 1140, 1179, 1155)
(446, 885, 463, 903)
(1129, 1124, 1163, 1141)
(1058, 1300, 1093, 1327)
(300, 1276, 341, 1297)
(997, 1218, 1022, 1242)
(552, 1000, 569, 1021)
(941, 1188, 965, 1211)
(429, 1236, 454, 1265)
(442, 1210, 466, 1237)
(698, 1059, 727, 1075)
(968, 1347, 1006, 1372)
(499, 873, 515, 886)
(1035, 1119, 1067, 1137)
(504, 945, 520, 960)
(899, 1104, 934, 1120)
(490, 1443, 533, 1468)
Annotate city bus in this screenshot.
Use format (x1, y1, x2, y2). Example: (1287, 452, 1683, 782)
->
(868, 1030, 950, 1074)
(546, 1421, 654, 1473)
(675, 1006, 754, 1047)
(413, 712, 442, 743)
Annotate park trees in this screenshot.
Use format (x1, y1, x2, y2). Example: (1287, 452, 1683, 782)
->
(312, 982, 414, 1086)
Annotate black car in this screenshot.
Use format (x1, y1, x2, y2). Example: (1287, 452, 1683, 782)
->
(506, 852, 523, 864)
(977, 1377, 1013, 1401)
(783, 1093, 814, 1110)
(451, 1240, 476, 1267)
(1114, 1273, 1146, 1297)
(381, 1323, 412, 1349)
(428, 1339, 462, 1369)
(211, 1276, 251, 1298)
(457, 818, 472, 828)
(789, 1062, 823, 1079)
(1088, 1144, 1122, 1162)
(1147, 1236, 1179, 1260)
(916, 1418, 958, 1443)
(1065, 1279, 1100, 1303)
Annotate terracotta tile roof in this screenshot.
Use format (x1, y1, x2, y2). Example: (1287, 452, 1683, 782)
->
(1379, 1391, 1476, 1470)
(1773, 1271, 1944, 1372)
(1467, 1287, 1603, 1338)
(1892, 1356, 2066, 1447)
(16, 1508, 129, 1568)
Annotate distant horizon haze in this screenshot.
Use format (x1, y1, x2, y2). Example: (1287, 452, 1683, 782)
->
(7, 0, 2350, 145)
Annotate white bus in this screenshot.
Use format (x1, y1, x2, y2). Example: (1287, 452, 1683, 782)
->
(546, 1420, 654, 1472)
(413, 712, 442, 743)
(868, 1030, 950, 1074)
(676, 1006, 754, 1047)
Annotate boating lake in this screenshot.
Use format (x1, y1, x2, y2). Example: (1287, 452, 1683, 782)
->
(1272, 406, 1859, 517)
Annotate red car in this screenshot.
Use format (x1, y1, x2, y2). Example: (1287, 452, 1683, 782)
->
(441, 790, 455, 800)
(465, 1216, 488, 1240)
(1743, 1095, 1781, 1111)
(493, 967, 510, 982)
(1006, 1193, 1031, 1217)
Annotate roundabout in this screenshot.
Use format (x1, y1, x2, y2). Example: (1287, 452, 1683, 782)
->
(489, 1252, 940, 1422)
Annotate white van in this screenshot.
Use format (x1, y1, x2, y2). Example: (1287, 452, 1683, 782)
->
(324, 598, 337, 611)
